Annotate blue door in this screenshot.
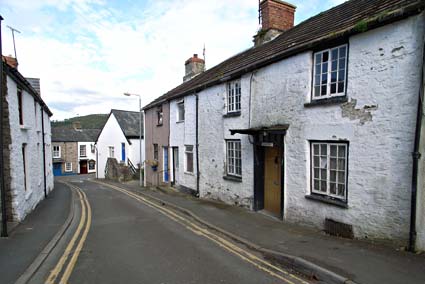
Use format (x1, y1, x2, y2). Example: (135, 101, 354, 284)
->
(121, 143, 126, 162)
(53, 163, 62, 176)
(163, 147, 169, 182)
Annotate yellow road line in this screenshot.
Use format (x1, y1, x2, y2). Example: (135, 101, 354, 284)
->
(59, 187, 92, 284)
(92, 181, 309, 284)
(45, 187, 86, 284)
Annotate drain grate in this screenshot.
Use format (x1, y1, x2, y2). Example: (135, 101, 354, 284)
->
(324, 218, 354, 239)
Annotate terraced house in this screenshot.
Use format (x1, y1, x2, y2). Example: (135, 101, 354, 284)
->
(143, 0, 425, 251)
(1, 56, 54, 226)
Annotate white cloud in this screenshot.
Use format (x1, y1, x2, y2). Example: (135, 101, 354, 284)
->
(1, 0, 342, 120)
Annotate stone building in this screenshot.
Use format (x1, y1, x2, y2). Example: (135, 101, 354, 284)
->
(1, 56, 54, 225)
(52, 126, 99, 175)
(96, 109, 144, 179)
(143, 0, 425, 250)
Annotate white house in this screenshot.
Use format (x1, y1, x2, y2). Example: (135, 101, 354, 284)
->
(1, 56, 54, 226)
(96, 109, 144, 179)
(143, 0, 425, 251)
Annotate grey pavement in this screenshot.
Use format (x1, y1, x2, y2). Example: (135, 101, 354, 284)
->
(107, 179, 425, 284)
(0, 182, 71, 284)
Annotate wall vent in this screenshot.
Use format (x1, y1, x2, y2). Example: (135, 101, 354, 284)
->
(324, 218, 354, 239)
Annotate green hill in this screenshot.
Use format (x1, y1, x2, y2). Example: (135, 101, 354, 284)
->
(52, 114, 108, 129)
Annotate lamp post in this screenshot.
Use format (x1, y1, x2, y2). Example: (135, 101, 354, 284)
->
(124, 92, 143, 187)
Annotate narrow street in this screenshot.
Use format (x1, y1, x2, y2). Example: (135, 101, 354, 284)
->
(34, 175, 313, 284)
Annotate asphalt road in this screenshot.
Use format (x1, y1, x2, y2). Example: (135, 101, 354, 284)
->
(45, 176, 312, 284)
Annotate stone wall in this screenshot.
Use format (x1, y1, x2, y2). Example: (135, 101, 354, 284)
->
(198, 14, 425, 243)
(105, 158, 133, 182)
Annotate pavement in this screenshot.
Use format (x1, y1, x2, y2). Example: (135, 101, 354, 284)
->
(0, 182, 71, 284)
(105, 179, 425, 284)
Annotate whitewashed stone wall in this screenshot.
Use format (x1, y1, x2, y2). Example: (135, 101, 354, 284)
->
(6, 76, 53, 221)
(198, 14, 424, 242)
(96, 113, 144, 178)
(169, 95, 197, 191)
(128, 138, 144, 170)
(77, 142, 97, 173)
(198, 79, 254, 208)
(248, 15, 424, 242)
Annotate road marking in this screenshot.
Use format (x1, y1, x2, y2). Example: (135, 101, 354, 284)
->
(45, 183, 91, 284)
(92, 181, 310, 284)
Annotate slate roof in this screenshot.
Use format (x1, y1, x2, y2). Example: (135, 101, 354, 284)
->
(52, 128, 100, 142)
(143, 0, 425, 110)
(2, 58, 53, 116)
(111, 109, 143, 138)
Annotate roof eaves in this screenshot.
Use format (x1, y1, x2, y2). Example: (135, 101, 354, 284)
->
(142, 0, 425, 110)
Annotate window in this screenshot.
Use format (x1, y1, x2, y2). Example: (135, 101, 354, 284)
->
(311, 142, 348, 200)
(80, 145, 87, 157)
(227, 80, 241, 113)
(185, 145, 194, 173)
(108, 146, 115, 158)
(18, 89, 24, 125)
(65, 162, 72, 172)
(157, 106, 163, 125)
(89, 160, 95, 170)
(313, 44, 347, 99)
(91, 144, 95, 153)
(53, 146, 61, 158)
(177, 101, 185, 122)
(153, 144, 159, 160)
(22, 144, 27, 191)
(226, 140, 242, 177)
(34, 100, 38, 128)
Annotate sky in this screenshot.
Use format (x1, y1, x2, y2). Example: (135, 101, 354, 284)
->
(1, 0, 347, 120)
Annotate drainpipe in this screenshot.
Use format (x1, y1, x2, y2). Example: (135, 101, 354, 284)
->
(41, 106, 47, 198)
(195, 93, 200, 197)
(409, 41, 425, 252)
(0, 15, 7, 238)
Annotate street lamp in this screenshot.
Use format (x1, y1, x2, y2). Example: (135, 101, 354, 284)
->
(123, 92, 143, 187)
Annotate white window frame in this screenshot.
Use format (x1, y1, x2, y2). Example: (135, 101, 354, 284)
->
(184, 145, 194, 173)
(311, 142, 348, 200)
(226, 140, 242, 177)
(227, 80, 241, 113)
(53, 145, 61, 158)
(108, 146, 115, 158)
(312, 44, 348, 100)
(177, 100, 185, 122)
(80, 145, 87, 157)
(65, 162, 72, 172)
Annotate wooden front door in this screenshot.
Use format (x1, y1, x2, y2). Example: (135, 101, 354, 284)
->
(264, 146, 282, 216)
(80, 161, 88, 174)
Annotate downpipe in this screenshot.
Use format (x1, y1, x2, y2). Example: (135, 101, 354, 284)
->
(409, 39, 425, 252)
(195, 93, 200, 197)
(41, 106, 47, 198)
(0, 15, 7, 238)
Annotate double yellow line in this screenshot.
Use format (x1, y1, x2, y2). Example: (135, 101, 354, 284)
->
(46, 183, 92, 284)
(92, 181, 310, 284)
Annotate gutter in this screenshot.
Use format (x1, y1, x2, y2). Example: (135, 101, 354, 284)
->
(409, 33, 425, 252)
(195, 93, 200, 197)
(41, 107, 47, 199)
(0, 14, 7, 238)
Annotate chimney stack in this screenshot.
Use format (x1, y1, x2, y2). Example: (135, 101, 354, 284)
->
(254, 0, 296, 46)
(2, 55, 18, 69)
(183, 54, 205, 82)
(72, 121, 82, 130)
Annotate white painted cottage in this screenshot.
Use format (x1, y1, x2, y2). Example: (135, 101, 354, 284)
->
(1, 56, 54, 230)
(144, 0, 425, 251)
(96, 109, 144, 179)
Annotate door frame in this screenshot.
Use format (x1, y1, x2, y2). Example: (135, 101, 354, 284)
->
(253, 131, 285, 219)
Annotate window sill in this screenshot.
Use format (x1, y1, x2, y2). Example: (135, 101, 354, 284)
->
(223, 111, 241, 118)
(305, 194, 348, 208)
(156, 124, 163, 127)
(304, 96, 348, 107)
(20, 125, 31, 130)
(184, 171, 194, 176)
(176, 120, 184, 124)
(223, 175, 242, 182)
